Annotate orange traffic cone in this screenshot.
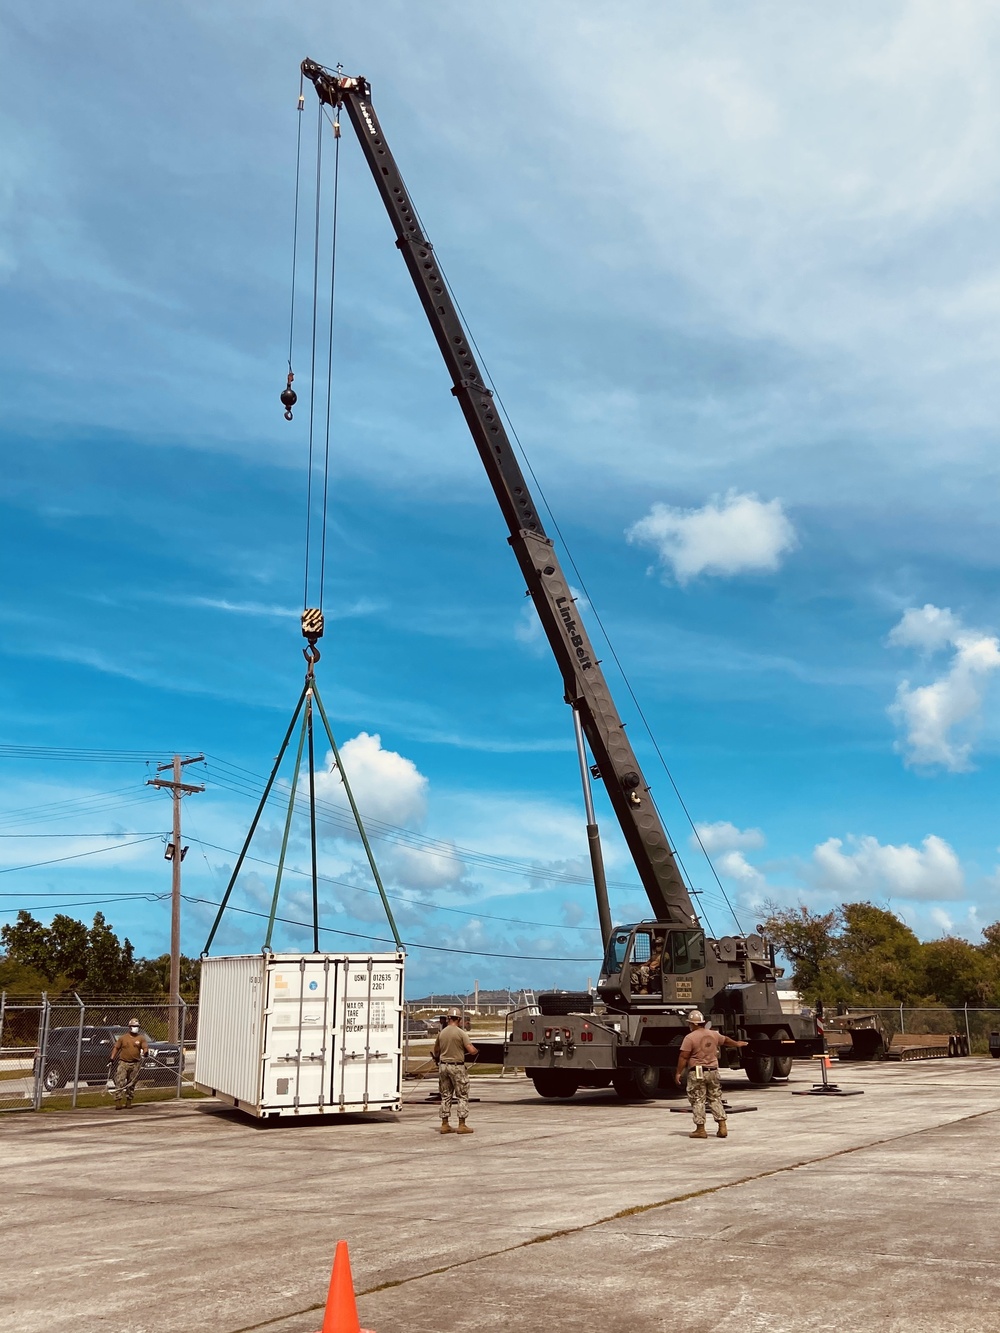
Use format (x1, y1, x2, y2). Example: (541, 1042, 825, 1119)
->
(315, 1240, 375, 1333)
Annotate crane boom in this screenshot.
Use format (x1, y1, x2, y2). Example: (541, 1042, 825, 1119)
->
(302, 59, 698, 929)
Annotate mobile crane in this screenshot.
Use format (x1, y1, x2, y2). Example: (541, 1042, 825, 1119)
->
(301, 59, 823, 1098)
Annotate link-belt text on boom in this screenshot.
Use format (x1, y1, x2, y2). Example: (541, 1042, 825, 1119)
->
(555, 595, 594, 671)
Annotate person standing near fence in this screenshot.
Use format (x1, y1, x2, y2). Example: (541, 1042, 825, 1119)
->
(110, 1019, 148, 1110)
(432, 1011, 477, 1135)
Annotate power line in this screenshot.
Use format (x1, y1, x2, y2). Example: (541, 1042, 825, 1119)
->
(0, 746, 176, 763)
(186, 834, 601, 933)
(0, 893, 169, 916)
(202, 754, 642, 892)
(185, 895, 598, 963)
(0, 836, 161, 875)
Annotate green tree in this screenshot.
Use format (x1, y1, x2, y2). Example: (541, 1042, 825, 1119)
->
(839, 902, 925, 1004)
(0, 910, 55, 979)
(47, 914, 90, 985)
(84, 912, 135, 993)
(132, 953, 201, 999)
(759, 902, 850, 1006)
(922, 936, 992, 1007)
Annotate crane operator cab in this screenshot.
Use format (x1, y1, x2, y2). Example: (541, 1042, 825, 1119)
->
(598, 923, 707, 1010)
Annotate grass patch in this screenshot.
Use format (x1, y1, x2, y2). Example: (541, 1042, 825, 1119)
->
(0, 1067, 31, 1082)
(41, 1086, 209, 1112)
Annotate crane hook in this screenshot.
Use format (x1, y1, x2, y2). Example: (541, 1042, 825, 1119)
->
(281, 370, 297, 421)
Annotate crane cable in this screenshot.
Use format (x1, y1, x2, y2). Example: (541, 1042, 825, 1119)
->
(296, 103, 342, 616)
(421, 244, 741, 936)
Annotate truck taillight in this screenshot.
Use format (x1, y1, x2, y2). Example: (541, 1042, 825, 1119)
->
(544, 1028, 552, 1039)
(563, 1029, 571, 1039)
(521, 1031, 534, 1041)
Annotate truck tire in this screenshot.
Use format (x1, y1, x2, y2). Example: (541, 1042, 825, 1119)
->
(530, 1070, 579, 1099)
(743, 1054, 774, 1086)
(612, 1065, 658, 1100)
(948, 1035, 957, 1058)
(537, 991, 594, 1017)
(43, 1062, 68, 1092)
(772, 1030, 794, 1079)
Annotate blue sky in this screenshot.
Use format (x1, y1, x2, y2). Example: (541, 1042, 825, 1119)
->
(3, 2, 1000, 994)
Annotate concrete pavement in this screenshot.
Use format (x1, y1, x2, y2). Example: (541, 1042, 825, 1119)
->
(4, 1059, 1000, 1332)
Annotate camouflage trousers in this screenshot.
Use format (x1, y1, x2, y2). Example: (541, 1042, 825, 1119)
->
(438, 1062, 470, 1121)
(114, 1060, 141, 1104)
(686, 1067, 725, 1126)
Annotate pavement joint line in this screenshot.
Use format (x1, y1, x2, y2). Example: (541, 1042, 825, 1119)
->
(225, 1103, 1000, 1333)
(618, 1234, 1000, 1267)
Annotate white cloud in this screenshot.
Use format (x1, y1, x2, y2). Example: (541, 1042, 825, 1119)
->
(311, 732, 428, 831)
(929, 907, 954, 933)
(627, 491, 797, 584)
(888, 604, 964, 654)
(693, 820, 766, 855)
(716, 849, 766, 890)
(810, 833, 964, 902)
(887, 604, 1000, 770)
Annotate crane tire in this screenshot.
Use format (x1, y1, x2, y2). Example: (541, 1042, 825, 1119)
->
(612, 1065, 658, 1100)
(530, 1071, 579, 1099)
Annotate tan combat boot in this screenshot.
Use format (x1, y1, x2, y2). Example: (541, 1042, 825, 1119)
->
(689, 1125, 708, 1139)
(717, 1119, 728, 1138)
(440, 1121, 455, 1134)
(457, 1120, 474, 1134)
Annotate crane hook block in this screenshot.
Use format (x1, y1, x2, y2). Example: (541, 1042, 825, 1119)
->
(302, 608, 324, 641)
(281, 371, 297, 420)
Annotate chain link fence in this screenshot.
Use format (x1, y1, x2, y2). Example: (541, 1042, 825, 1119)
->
(0, 992, 199, 1112)
(829, 1005, 1000, 1055)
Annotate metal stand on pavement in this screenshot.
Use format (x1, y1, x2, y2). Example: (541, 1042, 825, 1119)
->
(791, 1054, 864, 1097)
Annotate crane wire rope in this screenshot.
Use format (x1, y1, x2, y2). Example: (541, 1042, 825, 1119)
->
(318, 107, 342, 611)
(396, 191, 742, 937)
(285, 72, 305, 379)
(302, 99, 325, 611)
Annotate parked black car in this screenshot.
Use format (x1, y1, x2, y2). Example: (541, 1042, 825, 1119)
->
(35, 1026, 183, 1092)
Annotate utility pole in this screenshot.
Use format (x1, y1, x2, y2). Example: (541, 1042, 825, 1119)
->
(148, 755, 205, 1040)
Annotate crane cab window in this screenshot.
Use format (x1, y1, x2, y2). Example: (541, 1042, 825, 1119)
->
(669, 930, 706, 975)
(602, 930, 632, 976)
(629, 929, 665, 996)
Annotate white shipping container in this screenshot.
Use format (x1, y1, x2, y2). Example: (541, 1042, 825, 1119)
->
(195, 952, 405, 1119)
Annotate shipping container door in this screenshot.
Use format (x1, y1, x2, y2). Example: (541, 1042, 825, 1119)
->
(333, 959, 403, 1109)
(263, 958, 333, 1110)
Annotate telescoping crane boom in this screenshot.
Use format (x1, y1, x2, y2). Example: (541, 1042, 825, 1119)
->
(301, 60, 822, 1098)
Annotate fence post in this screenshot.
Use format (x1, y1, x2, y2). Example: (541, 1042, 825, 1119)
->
(899, 1003, 905, 1034)
(964, 1003, 972, 1052)
(33, 995, 50, 1112)
(71, 993, 86, 1109)
(0, 990, 5, 1053)
(176, 999, 186, 1099)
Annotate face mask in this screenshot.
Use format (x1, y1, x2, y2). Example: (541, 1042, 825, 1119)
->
(129, 1027, 139, 1035)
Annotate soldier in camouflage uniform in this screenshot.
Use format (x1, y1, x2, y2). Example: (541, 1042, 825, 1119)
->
(432, 1011, 478, 1134)
(675, 1009, 747, 1140)
(110, 1018, 149, 1110)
